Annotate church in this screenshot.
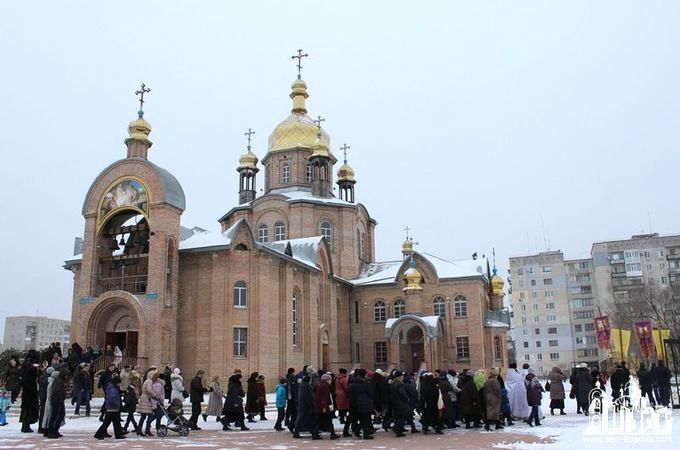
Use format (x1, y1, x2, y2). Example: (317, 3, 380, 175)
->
(64, 55, 509, 382)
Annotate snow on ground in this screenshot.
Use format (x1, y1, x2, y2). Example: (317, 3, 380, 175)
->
(1, 384, 678, 449)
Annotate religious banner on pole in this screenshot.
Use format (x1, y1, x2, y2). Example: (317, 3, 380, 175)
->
(593, 315, 611, 350)
(611, 328, 632, 361)
(633, 320, 654, 357)
(652, 328, 671, 360)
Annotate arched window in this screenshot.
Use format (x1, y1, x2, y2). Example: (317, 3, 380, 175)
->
(360, 232, 366, 258)
(305, 163, 312, 183)
(453, 295, 467, 317)
(494, 336, 503, 360)
(433, 296, 446, 317)
(274, 221, 286, 241)
(321, 221, 332, 245)
(393, 298, 406, 318)
(257, 224, 268, 243)
(281, 163, 290, 184)
(292, 289, 299, 346)
(373, 300, 386, 322)
(233, 281, 247, 307)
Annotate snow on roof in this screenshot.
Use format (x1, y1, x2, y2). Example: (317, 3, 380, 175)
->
(350, 252, 487, 286)
(269, 186, 353, 206)
(385, 315, 442, 338)
(178, 219, 244, 251)
(263, 236, 324, 269)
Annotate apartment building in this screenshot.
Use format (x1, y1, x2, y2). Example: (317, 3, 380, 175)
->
(2, 316, 71, 351)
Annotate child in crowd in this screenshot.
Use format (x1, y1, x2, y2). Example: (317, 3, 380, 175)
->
(0, 388, 10, 426)
(274, 378, 287, 431)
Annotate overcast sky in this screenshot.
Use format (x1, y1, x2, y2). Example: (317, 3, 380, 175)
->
(1, 1, 679, 341)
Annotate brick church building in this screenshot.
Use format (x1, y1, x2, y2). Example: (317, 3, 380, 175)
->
(65, 69, 509, 380)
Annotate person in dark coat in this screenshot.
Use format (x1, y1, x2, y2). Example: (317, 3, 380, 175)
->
(403, 373, 420, 433)
(46, 368, 69, 439)
(610, 364, 627, 409)
(38, 367, 53, 434)
(498, 374, 514, 426)
(389, 370, 411, 437)
(73, 364, 91, 416)
(459, 371, 482, 428)
(294, 375, 318, 439)
(484, 368, 502, 431)
(256, 375, 268, 420)
(122, 385, 138, 433)
(3, 358, 20, 403)
(419, 373, 443, 434)
(572, 365, 593, 416)
(222, 373, 248, 431)
(637, 363, 656, 406)
(371, 371, 389, 425)
(524, 369, 544, 427)
(162, 366, 172, 401)
(347, 369, 374, 439)
(94, 375, 125, 440)
(654, 360, 672, 407)
(438, 373, 458, 429)
(335, 368, 350, 424)
(97, 363, 117, 421)
(19, 351, 40, 433)
(189, 370, 211, 429)
(548, 366, 567, 415)
(284, 368, 298, 431)
(245, 372, 260, 423)
(314, 374, 338, 439)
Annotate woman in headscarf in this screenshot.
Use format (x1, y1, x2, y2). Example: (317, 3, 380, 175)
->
(524, 368, 545, 427)
(419, 373, 443, 434)
(204, 375, 224, 423)
(245, 372, 259, 423)
(548, 366, 567, 415)
(483, 368, 502, 431)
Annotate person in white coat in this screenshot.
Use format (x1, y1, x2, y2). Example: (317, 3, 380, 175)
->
(506, 363, 531, 420)
(171, 368, 185, 403)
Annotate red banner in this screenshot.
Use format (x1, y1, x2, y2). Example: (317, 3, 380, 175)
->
(594, 315, 611, 350)
(633, 320, 654, 357)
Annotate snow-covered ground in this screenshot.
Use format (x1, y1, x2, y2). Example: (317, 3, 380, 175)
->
(1, 382, 678, 449)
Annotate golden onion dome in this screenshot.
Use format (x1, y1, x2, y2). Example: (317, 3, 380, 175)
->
(401, 238, 413, 254)
(238, 150, 259, 170)
(490, 268, 505, 296)
(402, 257, 423, 291)
(268, 79, 330, 153)
(127, 116, 152, 144)
(337, 162, 355, 182)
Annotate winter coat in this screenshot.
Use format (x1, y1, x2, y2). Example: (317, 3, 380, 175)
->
(137, 378, 155, 415)
(3, 365, 19, 392)
(638, 367, 653, 391)
(389, 378, 411, 419)
(162, 367, 172, 400)
(151, 380, 165, 409)
(41, 372, 57, 429)
(122, 388, 138, 413)
(524, 373, 544, 407)
(50, 369, 68, 404)
(223, 375, 245, 419)
(548, 367, 567, 400)
(20, 363, 39, 425)
(256, 380, 267, 406)
(611, 367, 628, 395)
(205, 381, 224, 416)
(439, 377, 456, 422)
(348, 376, 374, 414)
(98, 369, 115, 391)
(104, 384, 121, 412)
(171, 374, 185, 402)
(314, 381, 332, 414)
(286, 373, 298, 404)
(190, 376, 208, 404)
(654, 364, 672, 387)
(419, 377, 441, 426)
(572, 369, 593, 404)
(275, 383, 287, 409)
(500, 387, 512, 416)
(371, 372, 389, 413)
(119, 369, 131, 391)
(484, 377, 501, 420)
(129, 371, 142, 393)
(460, 377, 482, 419)
(404, 377, 420, 411)
(295, 380, 316, 432)
(334, 373, 350, 411)
(245, 377, 259, 413)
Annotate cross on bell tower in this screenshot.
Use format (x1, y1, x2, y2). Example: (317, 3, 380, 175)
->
(244, 128, 255, 151)
(291, 49, 309, 79)
(340, 143, 350, 164)
(135, 83, 151, 118)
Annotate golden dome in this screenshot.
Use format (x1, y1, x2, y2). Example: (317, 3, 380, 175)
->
(490, 268, 505, 296)
(268, 79, 330, 153)
(402, 257, 423, 291)
(401, 238, 413, 254)
(238, 150, 259, 170)
(337, 163, 355, 182)
(127, 116, 152, 144)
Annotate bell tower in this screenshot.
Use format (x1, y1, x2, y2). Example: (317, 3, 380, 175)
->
(237, 128, 259, 204)
(336, 143, 356, 203)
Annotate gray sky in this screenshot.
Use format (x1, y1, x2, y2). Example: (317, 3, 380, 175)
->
(1, 1, 679, 341)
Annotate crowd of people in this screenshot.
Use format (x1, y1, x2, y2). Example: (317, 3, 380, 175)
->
(0, 342, 675, 442)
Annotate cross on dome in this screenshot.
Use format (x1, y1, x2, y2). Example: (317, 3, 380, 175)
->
(291, 49, 309, 79)
(404, 226, 412, 241)
(134, 83, 151, 118)
(340, 143, 350, 164)
(244, 128, 255, 150)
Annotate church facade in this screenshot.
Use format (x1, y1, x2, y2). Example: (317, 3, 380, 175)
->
(65, 71, 509, 382)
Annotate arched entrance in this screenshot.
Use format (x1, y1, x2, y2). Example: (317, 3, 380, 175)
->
(87, 295, 142, 359)
(402, 325, 424, 373)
